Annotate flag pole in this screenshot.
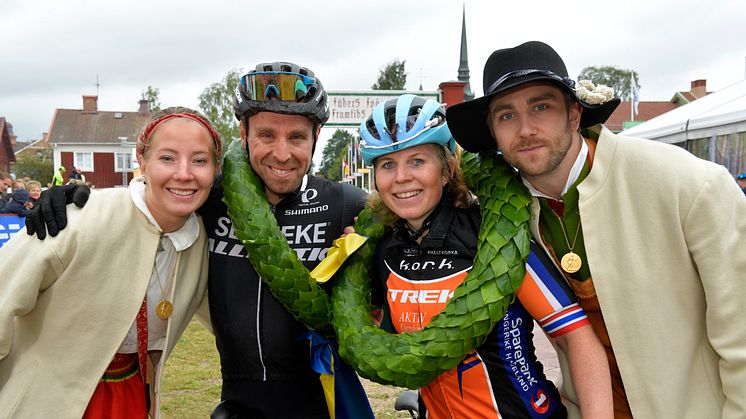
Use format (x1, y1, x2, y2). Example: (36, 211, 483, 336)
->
(352, 135, 358, 188)
(630, 72, 634, 122)
(348, 140, 353, 185)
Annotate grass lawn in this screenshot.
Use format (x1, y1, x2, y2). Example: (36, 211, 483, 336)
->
(160, 320, 410, 418)
(160, 320, 221, 417)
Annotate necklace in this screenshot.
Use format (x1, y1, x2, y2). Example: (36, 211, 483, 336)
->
(556, 218, 583, 274)
(153, 238, 175, 320)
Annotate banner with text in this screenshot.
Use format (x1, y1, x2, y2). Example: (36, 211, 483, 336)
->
(327, 91, 440, 127)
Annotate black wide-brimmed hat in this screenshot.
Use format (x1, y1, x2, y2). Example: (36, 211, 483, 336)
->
(446, 41, 621, 152)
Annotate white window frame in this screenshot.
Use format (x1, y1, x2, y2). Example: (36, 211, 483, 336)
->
(74, 152, 94, 171)
(114, 152, 134, 172)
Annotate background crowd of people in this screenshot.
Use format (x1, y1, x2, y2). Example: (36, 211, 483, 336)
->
(1, 167, 88, 216)
(0, 173, 42, 216)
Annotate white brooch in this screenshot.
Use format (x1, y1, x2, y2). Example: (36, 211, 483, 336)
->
(576, 80, 615, 105)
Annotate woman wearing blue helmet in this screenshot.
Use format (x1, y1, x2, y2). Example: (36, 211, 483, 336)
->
(360, 95, 612, 419)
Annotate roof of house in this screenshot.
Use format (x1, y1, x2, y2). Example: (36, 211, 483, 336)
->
(47, 109, 150, 145)
(14, 137, 50, 157)
(13, 140, 34, 153)
(604, 101, 678, 132)
(671, 91, 713, 105)
(670, 80, 710, 104)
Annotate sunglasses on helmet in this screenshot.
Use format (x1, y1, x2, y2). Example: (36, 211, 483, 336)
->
(240, 71, 316, 102)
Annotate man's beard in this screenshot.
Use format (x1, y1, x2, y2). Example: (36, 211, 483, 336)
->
(501, 122, 574, 178)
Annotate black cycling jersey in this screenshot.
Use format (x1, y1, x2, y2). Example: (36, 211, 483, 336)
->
(201, 174, 366, 417)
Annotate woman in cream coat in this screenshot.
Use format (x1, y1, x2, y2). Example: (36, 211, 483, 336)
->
(0, 107, 221, 419)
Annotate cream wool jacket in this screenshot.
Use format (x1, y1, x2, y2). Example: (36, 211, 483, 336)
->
(0, 187, 209, 419)
(532, 127, 746, 419)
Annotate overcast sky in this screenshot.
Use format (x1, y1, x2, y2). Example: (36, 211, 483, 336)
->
(2, 0, 745, 166)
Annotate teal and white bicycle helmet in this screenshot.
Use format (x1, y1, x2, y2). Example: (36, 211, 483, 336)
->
(359, 94, 456, 165)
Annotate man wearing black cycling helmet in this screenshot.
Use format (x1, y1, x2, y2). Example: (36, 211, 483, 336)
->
(232, 62, 331, 205)
(201, 62, 368, 418)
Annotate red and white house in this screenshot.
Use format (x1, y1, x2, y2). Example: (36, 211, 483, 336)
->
(46, 95, 150, 188)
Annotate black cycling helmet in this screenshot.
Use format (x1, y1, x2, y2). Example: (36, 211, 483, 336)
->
(233, 62, 330, 125)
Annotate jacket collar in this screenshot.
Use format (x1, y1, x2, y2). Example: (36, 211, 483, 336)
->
(391, 199, 455, 248)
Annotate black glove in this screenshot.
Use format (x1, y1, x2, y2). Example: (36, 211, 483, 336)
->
(25, 184, 91, 240)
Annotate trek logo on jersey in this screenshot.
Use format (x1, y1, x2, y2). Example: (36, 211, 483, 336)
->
(388, 288, 454, 304)
(386, 269, 468, 333)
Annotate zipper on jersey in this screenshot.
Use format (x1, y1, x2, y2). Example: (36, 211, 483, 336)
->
(255, 279, 267, 380)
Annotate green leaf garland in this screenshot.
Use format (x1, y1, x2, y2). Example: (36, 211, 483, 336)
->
(222, 140, 532, 388)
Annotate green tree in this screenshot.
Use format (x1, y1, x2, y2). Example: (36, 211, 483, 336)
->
(577, 66, 640, 101)
(13, 149, 53, 184)
(141, 85, 161, 113)
(198, 69, 242, 145)
(372, 59, 407, 90)
(318, 129, 354, 181)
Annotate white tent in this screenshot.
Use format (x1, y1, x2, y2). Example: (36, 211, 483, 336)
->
(622, 79, 746, 144)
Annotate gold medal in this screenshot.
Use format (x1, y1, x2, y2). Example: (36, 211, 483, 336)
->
(156, 299, 173, 319)
(550, 211, 584, 275)
(152, 236, 176, 320)
(560, 252, 582, 273)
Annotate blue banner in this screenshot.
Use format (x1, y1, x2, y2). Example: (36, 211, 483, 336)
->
(0, 215, 24, 247)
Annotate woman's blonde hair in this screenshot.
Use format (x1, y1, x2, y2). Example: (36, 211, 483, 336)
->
(368, 145, 473, 228)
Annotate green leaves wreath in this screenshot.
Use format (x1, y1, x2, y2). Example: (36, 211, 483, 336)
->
(222, 140, 532, 388)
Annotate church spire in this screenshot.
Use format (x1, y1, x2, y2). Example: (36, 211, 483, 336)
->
(457, 4, 474, 100)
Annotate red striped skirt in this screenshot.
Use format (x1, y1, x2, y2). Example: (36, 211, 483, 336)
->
(83, 353, 147, 419)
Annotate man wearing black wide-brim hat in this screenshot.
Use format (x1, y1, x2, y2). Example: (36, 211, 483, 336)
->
(447, 41, 746, 419)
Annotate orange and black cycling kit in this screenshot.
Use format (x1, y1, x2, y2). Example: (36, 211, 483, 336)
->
(372, 203, 589, 419)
